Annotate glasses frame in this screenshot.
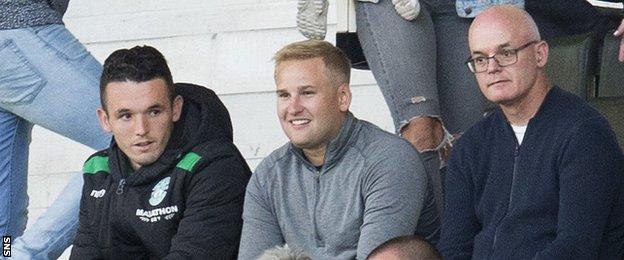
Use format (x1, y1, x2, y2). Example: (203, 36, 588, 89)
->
(465, 40, 539, 73)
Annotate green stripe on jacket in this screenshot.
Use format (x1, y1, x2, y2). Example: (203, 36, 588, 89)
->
(83, 156, 110, 174)
(176, 152, 201, 172)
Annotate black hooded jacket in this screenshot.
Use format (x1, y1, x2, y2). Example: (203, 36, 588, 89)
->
(70, 83, 251, 259)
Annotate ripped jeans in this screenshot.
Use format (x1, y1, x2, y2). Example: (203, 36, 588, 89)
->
(355, 0, 489, 212)
(0, 24, 109, 259)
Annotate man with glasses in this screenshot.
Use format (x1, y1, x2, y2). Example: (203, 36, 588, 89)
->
(438, 5, 624, 259)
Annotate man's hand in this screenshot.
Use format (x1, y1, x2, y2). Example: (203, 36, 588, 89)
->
(401, 117, 444, 152)
(614, 18, 624, 62)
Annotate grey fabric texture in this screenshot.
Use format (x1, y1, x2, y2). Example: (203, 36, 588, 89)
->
(0, 0, 68, 30)
(239, 112, 440, 260)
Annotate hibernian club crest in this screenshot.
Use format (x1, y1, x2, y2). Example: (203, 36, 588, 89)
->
(149, 176, 171, 206)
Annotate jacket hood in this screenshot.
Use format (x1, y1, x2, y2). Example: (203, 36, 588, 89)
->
(107, 82, 234, 184)
(170, 82, 233, 148)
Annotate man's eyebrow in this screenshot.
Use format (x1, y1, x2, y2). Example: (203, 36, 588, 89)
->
(295, 85, 315, 93)
(471, 42, 512, 55)
(147, 104, 165, 110)
(114, 109, 130, 116)
(276, 85, 315, 94)
(113, 104, 165, 116)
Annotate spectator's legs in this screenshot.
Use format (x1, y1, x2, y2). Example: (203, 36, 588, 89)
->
(355, 0, 445, 212)
(0, 24, 109, 259)
(12, 172, 85, 259)
(430, 4, 486, 135)
(0, 110, 33, 238)
(355, 0, 439, 131)
(354, 0, 488, 213)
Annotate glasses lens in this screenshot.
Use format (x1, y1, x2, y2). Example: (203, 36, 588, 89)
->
(475, 58, 489, 72)
(496, 50, 517, 67)
(467, 61, 476, 73)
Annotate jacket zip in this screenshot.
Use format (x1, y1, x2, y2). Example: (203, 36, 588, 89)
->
(116, 179, 126, 195)
(312, 170, 323, 247)
(491, 144, 520, 256)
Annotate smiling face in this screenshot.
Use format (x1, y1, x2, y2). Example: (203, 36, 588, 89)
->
(275, 57, 351, 152)
(97, 78, 183, 170)
(468, 6, 548, 107)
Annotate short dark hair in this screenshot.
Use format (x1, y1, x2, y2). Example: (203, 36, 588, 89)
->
(368, 235, 442, 260)
(99, 45, 175, 111)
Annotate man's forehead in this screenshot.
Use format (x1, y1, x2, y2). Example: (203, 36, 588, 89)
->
(276, 62, 327, 87)
(104, 80, 170, 110)
(105, 79, 168, 95)
(469, 22, 519, 51)
(469, 6, 536, 48)
(276, 58, 325, 75)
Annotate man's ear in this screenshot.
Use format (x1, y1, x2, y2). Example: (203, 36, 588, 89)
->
(536, 40, 549, 68)
(172, 95, 184, 122)
(337, 83, 352, 112)
(96, 108, 112, 133)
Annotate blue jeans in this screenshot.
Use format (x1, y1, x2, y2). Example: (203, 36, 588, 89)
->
(355, 0, 489, 212)
(0, 24, 109, 259)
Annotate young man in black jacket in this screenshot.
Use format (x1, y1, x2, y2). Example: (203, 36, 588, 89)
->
(70, 46, 251, 259)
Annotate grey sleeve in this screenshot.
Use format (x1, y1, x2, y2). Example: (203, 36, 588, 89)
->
(356, 142, 428, 259)
(238, 162, 285, 260)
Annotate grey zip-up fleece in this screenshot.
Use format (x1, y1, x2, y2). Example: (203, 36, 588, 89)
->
(239, 112, 440, 260)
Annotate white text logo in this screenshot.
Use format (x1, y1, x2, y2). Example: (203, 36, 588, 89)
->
(90, 189, 106, 198)
(136, 205, 178, 222)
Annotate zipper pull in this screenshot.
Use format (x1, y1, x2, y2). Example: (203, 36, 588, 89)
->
(513, 145, 519, 157)
(116, 179, 126, 195)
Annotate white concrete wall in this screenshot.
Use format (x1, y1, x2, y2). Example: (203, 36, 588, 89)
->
(25, 0, 391, 258)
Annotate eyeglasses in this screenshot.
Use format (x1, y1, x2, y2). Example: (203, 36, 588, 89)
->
(465, 41, 538, 73)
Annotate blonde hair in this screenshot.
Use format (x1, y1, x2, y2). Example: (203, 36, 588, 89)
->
(273, 40, 351, 86)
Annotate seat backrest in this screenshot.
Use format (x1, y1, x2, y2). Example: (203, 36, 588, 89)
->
(589, 97, 624, 150)
(598, 33, 624, 97)
(336, 32, 370, 70)
(546, 33, 599, 98)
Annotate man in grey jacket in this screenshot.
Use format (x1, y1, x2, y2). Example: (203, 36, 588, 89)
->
(238, 40, 440, 260)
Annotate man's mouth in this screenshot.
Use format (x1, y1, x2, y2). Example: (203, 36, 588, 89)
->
(488, 79, 510, 87)
(134, 141, 154, 150)
(289, 119, 311, 126)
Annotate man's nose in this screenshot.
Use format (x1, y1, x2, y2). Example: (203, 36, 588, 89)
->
(487, 57, 502, 73)
(287, 95, 304, 114)
(134, 115, 149, 136)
